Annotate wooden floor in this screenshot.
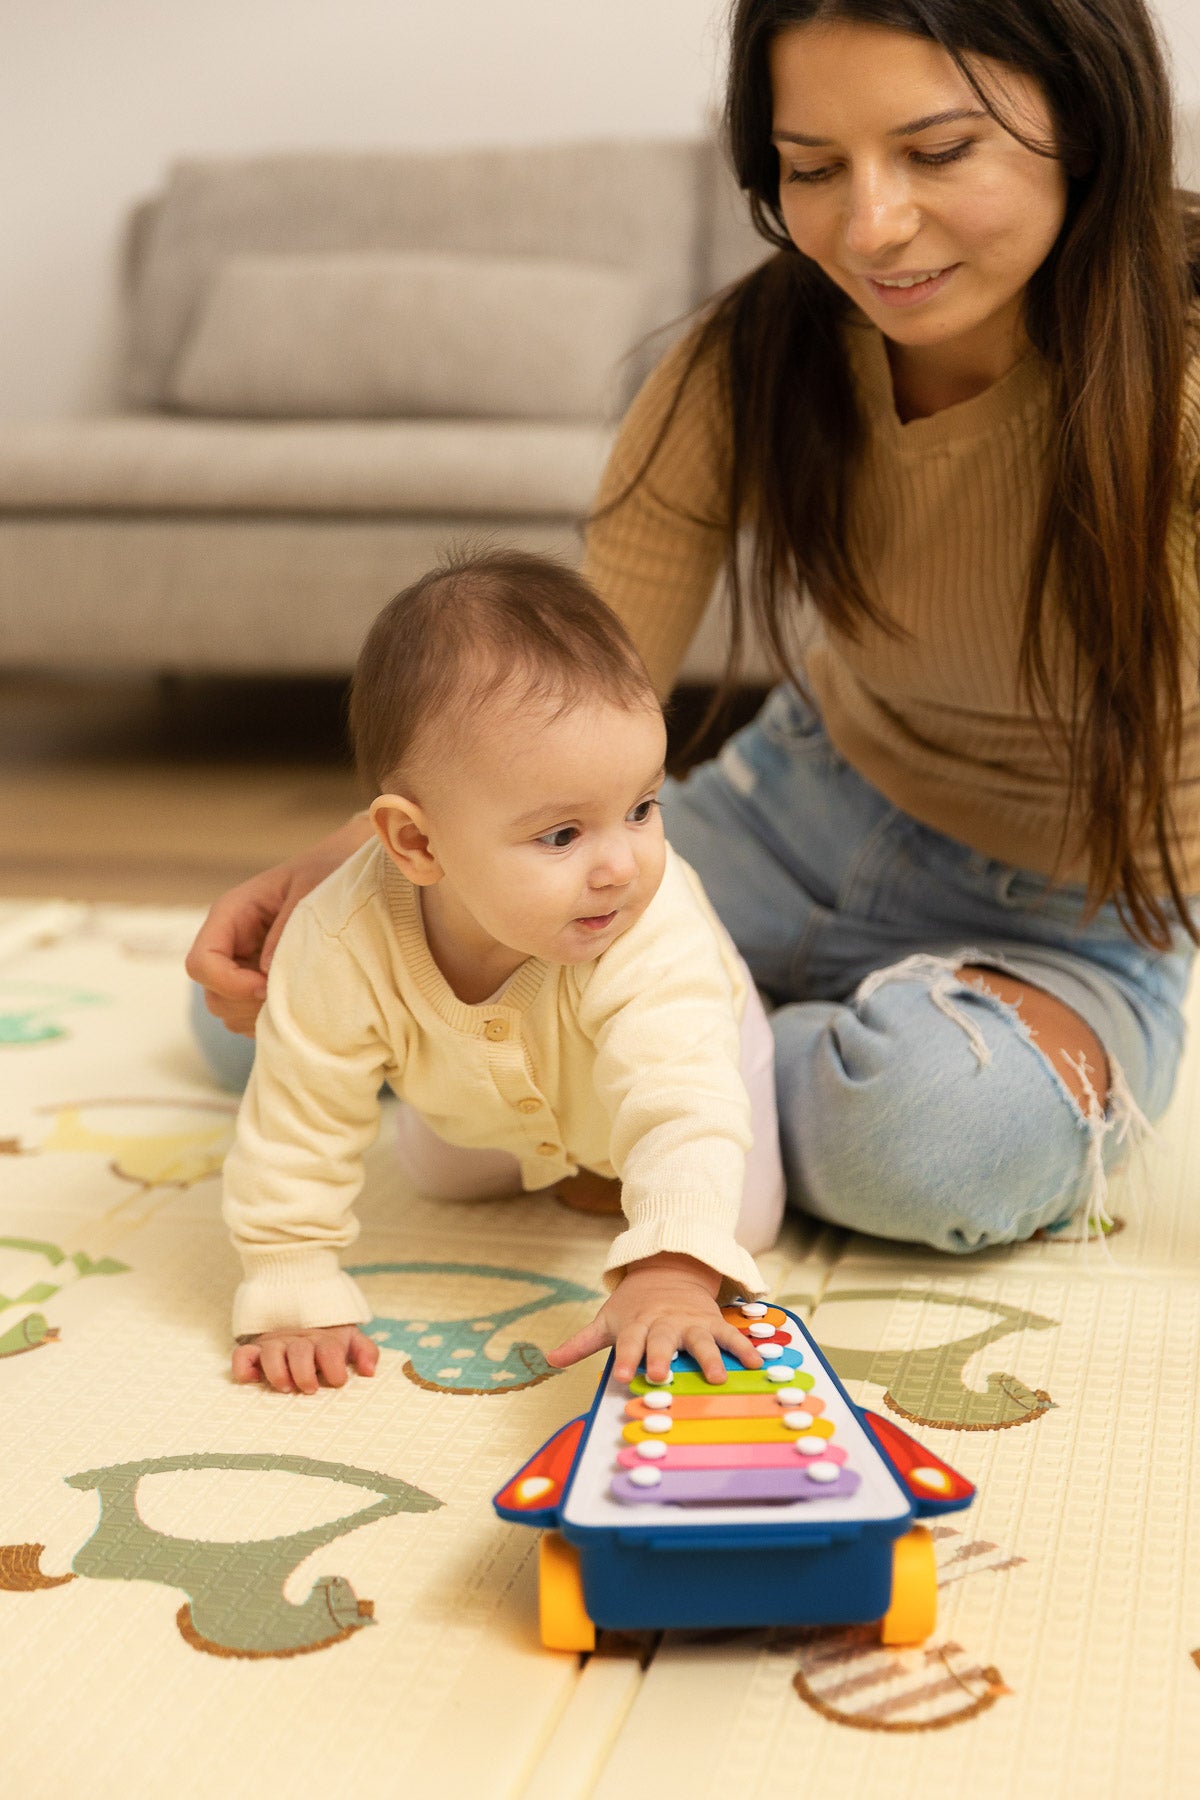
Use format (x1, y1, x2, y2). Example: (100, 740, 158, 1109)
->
(0, 673, 362, 905)
(0, 673, 762, 906)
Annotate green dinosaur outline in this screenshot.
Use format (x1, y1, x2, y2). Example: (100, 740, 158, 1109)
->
(780, 1286, 1057, 1429)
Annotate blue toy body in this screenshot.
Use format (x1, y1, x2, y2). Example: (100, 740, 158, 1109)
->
(494, 1302, 975, 1645)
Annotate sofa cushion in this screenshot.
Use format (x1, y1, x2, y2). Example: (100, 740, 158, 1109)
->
(0, 417, 613, 516)
(123, 144, 702, 408)
(168, 251, 646, 421)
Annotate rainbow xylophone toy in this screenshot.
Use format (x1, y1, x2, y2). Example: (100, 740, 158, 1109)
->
(494, 1301, 975, 1650)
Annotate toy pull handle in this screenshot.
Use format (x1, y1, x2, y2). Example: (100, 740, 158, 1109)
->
(861, 1411, 976, 1516)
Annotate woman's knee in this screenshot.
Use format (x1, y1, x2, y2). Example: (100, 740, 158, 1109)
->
(189, 982, 255, 1092)
(770, 974, 1092, 1252)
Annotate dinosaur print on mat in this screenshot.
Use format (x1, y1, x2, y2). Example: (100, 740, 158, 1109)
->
(36, 1096, 236, 1194)
(787, 1524, 1022, 1730)
(0, 981, 108, 1047)
(348, 1260, 598, 1393)
(0, 1236, 128, 1359)
(0, 1101, 234, 1353)
(782, 1287, 1058, 1429)
(0, 1453, 441, 1657)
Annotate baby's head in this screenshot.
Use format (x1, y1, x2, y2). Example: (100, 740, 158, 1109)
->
(350, 548, 668, 966)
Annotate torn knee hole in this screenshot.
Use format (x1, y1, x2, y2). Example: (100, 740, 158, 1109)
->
(956, 964, 1111, 1110)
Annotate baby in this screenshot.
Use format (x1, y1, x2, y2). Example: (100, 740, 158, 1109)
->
(224, 548, 785, 1396)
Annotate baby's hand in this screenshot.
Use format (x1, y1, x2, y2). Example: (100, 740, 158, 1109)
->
(231, 1324, 379, 1395)
(546, 1252, 763, 1386)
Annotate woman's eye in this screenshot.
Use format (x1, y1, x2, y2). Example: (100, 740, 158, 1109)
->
(910, 140, 974, 168)
(785, 164, 836, 185)
(784, 141, 974, 186)
(537, 826, 578, 849)
(627, 798, 660, 825)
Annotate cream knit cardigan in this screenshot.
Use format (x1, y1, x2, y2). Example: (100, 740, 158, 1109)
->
(223, 841, 765, 1337)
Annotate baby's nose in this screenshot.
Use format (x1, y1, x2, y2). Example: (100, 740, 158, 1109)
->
(590, 847, 636, 888)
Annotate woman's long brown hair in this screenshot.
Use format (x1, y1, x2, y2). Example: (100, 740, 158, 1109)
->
(630, 0, 1200, 948)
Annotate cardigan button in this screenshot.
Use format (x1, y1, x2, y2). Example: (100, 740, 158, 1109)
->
(484, 1019, 508, 1042)
(536, 1142, 559, 1157)
(517, 1097, 542, 1114)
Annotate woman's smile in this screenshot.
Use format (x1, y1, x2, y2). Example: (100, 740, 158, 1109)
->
(862, 264, 959, 307)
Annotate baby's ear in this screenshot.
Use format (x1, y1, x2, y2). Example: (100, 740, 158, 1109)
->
(370, 795, 443, 884)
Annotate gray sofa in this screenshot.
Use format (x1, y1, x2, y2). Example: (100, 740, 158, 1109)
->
(0, 140, 766, 682)
(2, 117, 1196, 684)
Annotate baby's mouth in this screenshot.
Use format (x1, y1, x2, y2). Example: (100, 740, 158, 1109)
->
(575, 911, 617, 932)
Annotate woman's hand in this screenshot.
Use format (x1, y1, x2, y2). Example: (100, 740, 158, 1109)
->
(231, 1323, 380, 1394)
(185, 814, 374, 1035)
(546, 1252, 763, 1386)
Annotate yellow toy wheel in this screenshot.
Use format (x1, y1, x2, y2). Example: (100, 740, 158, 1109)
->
(879, 1525, 938, 1645)
(538, 1532, 595, 1652)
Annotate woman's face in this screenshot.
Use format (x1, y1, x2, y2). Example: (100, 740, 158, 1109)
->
(769, 20, 1069, 374)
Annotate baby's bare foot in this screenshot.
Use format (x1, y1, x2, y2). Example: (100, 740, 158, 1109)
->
(554, 1170, 623, 1215)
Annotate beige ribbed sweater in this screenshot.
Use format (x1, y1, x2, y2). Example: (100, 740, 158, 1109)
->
(583, 312, 1200, 888)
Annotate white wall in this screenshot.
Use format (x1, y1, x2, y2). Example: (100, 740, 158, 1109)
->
(1161, 0, 1200, 111)
(2, 0, 1196, 420)
(0, 0, 730, 418)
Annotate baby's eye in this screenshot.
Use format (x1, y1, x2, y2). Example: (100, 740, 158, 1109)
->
(537, 825, 578, 849)
(627, 798, 660, 825)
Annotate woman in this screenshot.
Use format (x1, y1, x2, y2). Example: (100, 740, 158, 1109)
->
(189, 0, 1200, 1252)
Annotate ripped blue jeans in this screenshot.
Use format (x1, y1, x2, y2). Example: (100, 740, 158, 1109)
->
(663, 683, 1195, 1253)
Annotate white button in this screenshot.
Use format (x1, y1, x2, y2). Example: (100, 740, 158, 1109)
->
(758, 1344, 784, 1361)
(517, 1097, 541, 1114)
(747, 1321, 776, 1339)
(635, 1440, 668, 1461)
(781, 1410, 814, 1430)
(765, 1365, 795, 1383)
(806, 1461, 841, 1483)
(739, 1302, 769, 1318)
(484, 1019, 507, 1042)
(643, 1370, 674, 1386)
(773, 1387, 805, 1404)
(642, 1391, 673, 1410)
(628, 1465, 663, 1488)
(793, 1435, 828, 1456)
(642, 1415, 673, 1434)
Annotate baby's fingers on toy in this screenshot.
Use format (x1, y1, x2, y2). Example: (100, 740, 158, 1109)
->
(681, 1326, 729, 1386)
(612, 1325, 650, 1385)
(642, 1323, 681, 1386)
(546, 1319, 610, 1371)
(231, 1341, 264, 1384)
(720, 1324, 764, 1370)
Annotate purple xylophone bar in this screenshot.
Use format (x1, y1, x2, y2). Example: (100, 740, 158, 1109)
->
(610, 1465, 862, 1506)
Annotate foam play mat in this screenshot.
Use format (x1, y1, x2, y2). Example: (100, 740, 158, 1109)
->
(2, 896, 1200, 1798)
